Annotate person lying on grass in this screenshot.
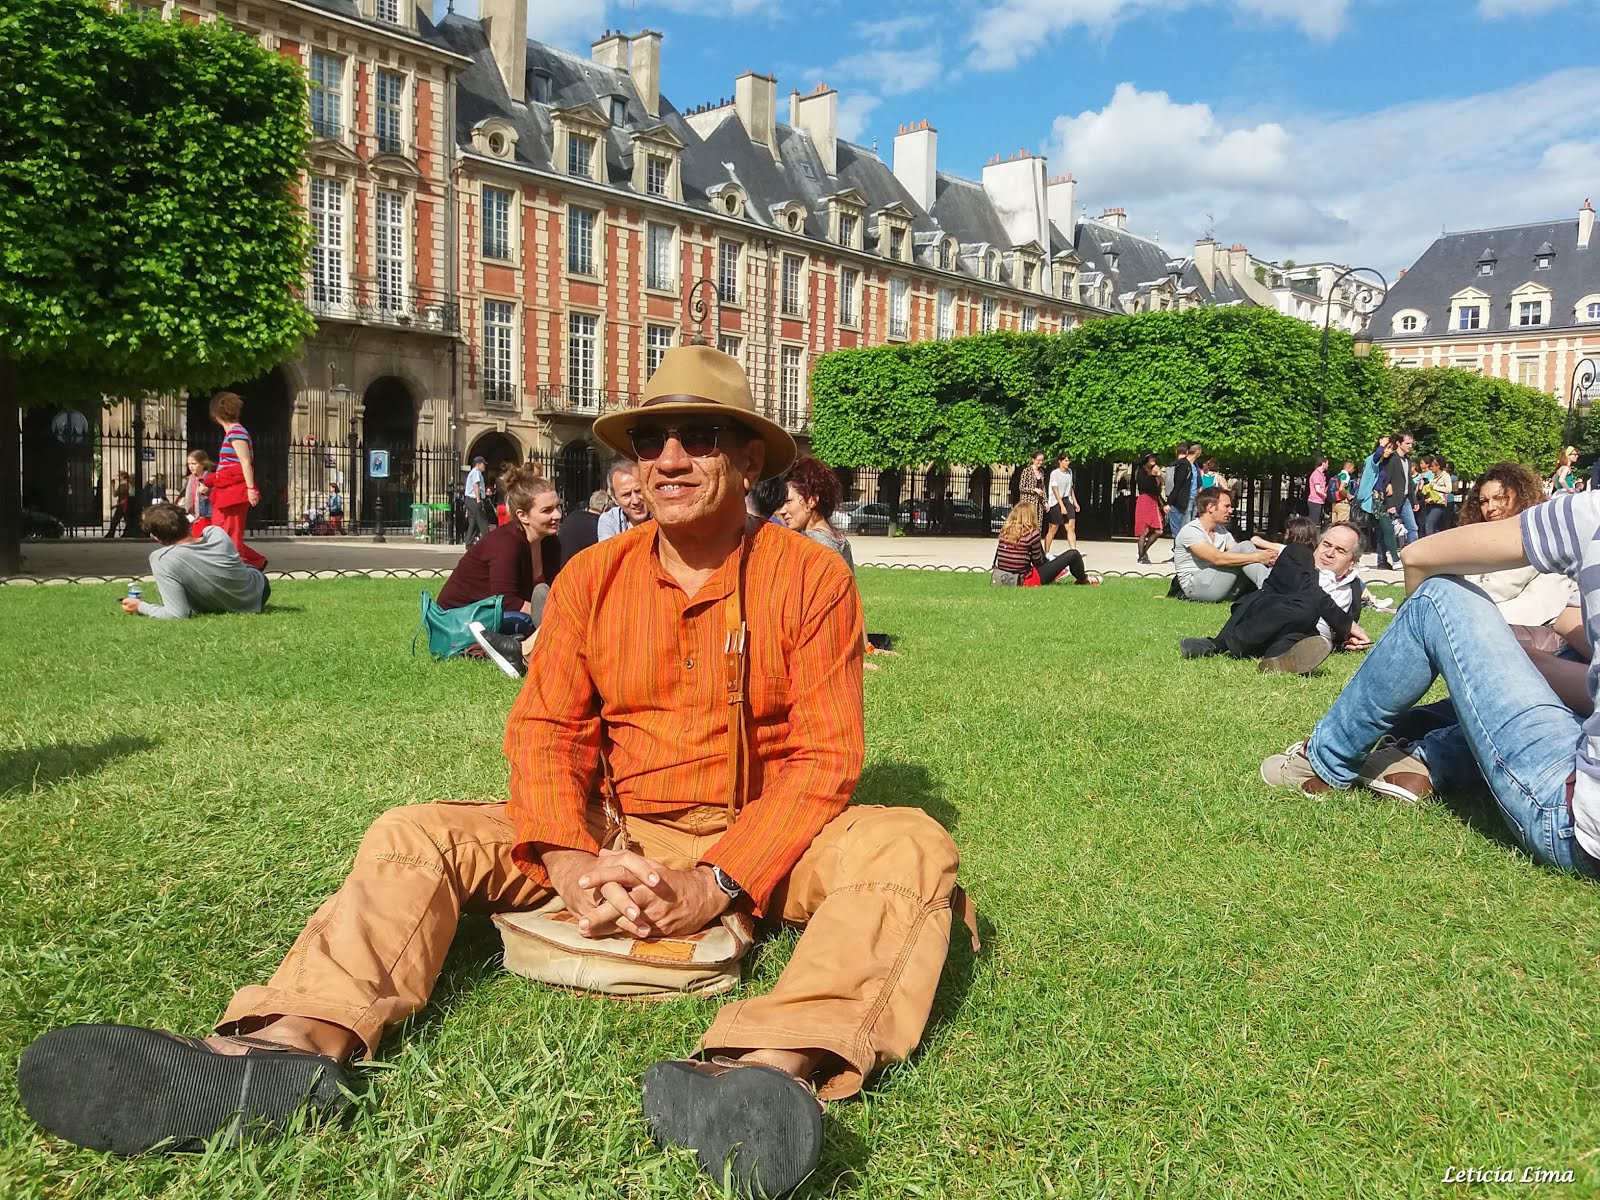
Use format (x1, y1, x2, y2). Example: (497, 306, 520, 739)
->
(1260, 486, 1600, 880)
(119, 504, 269, 620)
(1180, 517, 1369, 675)
(19, 345, 968, 1200)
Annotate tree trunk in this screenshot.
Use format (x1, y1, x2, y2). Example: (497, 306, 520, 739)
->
(0, 351, 21, 576)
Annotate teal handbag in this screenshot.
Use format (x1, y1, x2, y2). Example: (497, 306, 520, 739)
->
(414, 590, 504, 659)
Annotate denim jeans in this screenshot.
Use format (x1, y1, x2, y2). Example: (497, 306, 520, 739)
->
(1167, 508, 1186, 539)
(1305, 576, 1596, 876)
(1397, 502, 1418, 545)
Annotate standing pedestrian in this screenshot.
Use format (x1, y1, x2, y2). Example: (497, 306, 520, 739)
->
(1166, 443, 1197, 539)
(181, 451, 213, 536)
(105, 471, 133, 538)
(1018, 452, 1047, 519)
(202, 391, 267, 570)
(1307, 455, 1329, 527)
(1386, 430, 1417, 546)
(1551, 446, 1582, 495)
(462, 455, 490, 546)
(1043, 452, 1078, 555)
(1134, 452, 1166, 564)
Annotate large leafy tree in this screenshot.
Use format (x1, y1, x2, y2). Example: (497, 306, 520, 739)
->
(1390, 367, 1565, 478)
(0, 0, 313, 571)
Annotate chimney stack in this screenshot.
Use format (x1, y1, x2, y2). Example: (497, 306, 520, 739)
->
(1228, 243, 1251, 282)
(1099, 207, 1127, 231)
(591, 29, 628, 71)
(983, 149, 1049, 249)
(481, 0, 528, 103)
(892, 120, 937, 211)
(734, 71, 779, 161)
(1046, 173, 1076, 233)
(791, 82, 838, 177)
(1581, 198, 1595, 249)
(1194, 237, 1217, 285)
(628, 30, 661, 118)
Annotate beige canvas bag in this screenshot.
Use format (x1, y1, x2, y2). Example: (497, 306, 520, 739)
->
(496, 535, 759, 998)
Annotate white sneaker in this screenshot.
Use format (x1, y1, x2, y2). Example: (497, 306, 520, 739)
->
(469, 621, 527, 679)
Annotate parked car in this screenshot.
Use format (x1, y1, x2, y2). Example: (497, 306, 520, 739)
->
(896, 498, 989, 534)
(988, 504, 1011, 533)
(829, 501, 892, 535)
(22, 507, 65, 539)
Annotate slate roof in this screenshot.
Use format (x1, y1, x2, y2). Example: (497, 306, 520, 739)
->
(1373, 216, 1600, 338)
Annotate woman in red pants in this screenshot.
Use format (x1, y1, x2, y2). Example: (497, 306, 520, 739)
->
(202, 391, 267, 570)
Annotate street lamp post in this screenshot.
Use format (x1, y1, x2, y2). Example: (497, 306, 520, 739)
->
(1317, 265, 1390, 463)
(1567, 355, 1598, 446)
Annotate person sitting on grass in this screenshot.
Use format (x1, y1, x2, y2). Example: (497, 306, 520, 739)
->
(118, 504, 269, 620)
(1180, 517, 1363, 674)
(992, 500, 1099, 585)
(1172, 486, 1276, 602)
(437, 463, 560, 648)
(1258, 486, 1600, 882)
(18, 345, 967, 1200)
(597, 460, 650, 540)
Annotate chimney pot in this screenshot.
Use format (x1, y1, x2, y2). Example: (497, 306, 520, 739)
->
(1580, 197, 1595, 249)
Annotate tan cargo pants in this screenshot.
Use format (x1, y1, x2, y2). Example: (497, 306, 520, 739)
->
(219, 801, 959, 1099)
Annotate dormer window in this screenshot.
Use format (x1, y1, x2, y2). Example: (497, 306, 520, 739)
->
(938, 240, 951, 270)
(889, 228, 904, 261)
(530, 72, 554, 104)
(609, 95, 628, 127)
(1519, 301, 1544, 326)
(646, 155, 668, 197)
(1535, 241, 1554, 271)
(1537, 255, 1552, 270)
(1400, 315, 1418, 331)
(1105, 251, 1119, 271)
(1022, 263, 1035, 291)
(630, 126, 684, 202)
(983, 252, 996, 282)
(1477, 247, 1497, 277)
(567, 135, 594, 178)
(838, 212, 857, 249)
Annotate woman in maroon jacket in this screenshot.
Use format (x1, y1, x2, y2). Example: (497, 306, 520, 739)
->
(437, 464, 562, 638)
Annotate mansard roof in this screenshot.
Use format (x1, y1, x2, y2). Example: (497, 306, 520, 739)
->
(1373, 216, 1600, 337)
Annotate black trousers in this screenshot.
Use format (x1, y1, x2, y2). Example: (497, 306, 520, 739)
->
(1039, 548, 1087, 584)
(463, 498, 490, 545)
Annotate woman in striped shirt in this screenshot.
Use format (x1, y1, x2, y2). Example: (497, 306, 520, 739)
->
(203, 391, 267, 570)
(993, 501, 1099, 584)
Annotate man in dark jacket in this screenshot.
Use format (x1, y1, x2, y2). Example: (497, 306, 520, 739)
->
(1166, 442, 1200, 538)
(558, 488, 609, 565)
(1180, 518, 1357, 674)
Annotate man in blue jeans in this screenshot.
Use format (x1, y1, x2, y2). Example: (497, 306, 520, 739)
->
(1261, 490, 1600, 879)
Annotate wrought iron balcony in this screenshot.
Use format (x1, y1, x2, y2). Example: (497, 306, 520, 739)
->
(535, 386, 639, 417)
(482, 382, 519, 409)
(305, 279, 459, 334)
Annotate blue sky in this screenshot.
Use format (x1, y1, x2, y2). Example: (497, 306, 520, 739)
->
(459, 0, 1599, 276)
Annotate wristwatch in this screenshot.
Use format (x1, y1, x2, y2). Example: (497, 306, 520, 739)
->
(709, 865, 744, 902)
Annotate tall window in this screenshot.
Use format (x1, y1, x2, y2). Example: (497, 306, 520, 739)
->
(781, 254, 803, 317)
(1519, 300, 1544, 327)
(568, 313, 598, 409)
(838, 213, 857, 248)
(309, 177, 344, 308)
(375, 190, 406, 313)
(482, 300, 515, 405)
(1516, 358, 1540, 387)
(718, 240, 741, 304)
(779, 346, 804, 428)
(567, 134, 594, 178)
(375, 71, 404, 155)
(938, 241, 951, 270)
(481, 187, 511, 261)
(610, 96, 628, 126)
(888, 228, 905, 262)
(374, 0, 399, 21)
(1023, 263, 1035, 291)
(983, 253, 996, 282)
(647, 223, 674, 291)
(839, 268, 859, 326)
(646, 325, 674, 375)
(646, 156, 669, 197)
(718, 334, 742, 362)
(567, 207, 596, 275)
(309, 52, 343, 140)
(1457, 305, 1481, 331)
(890, 279, 908, 339)
(981, 297, 997, 333)
(936, 289, 954, 340)
(1022, 306, 1037, 332)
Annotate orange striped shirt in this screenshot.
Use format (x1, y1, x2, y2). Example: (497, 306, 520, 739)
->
(503, 518, 864, 913)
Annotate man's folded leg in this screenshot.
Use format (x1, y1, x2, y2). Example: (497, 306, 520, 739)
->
(18, 801, 545, 1153)
(643, 805, 960, 1198)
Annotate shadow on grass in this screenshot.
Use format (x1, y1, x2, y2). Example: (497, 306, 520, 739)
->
(855, 760, 959, 832)
(0, 734, 159, 795)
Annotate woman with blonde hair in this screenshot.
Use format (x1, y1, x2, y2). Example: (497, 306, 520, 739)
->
(992, 500, 1099, 585)
(1550, 445, 1582, 495)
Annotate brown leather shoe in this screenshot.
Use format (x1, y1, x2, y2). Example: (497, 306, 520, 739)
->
(1259, 742, 1334, 797)
(1357, 738, 1433, 803)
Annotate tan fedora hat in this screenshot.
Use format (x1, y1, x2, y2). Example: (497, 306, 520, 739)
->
(592, 344, 796, 479)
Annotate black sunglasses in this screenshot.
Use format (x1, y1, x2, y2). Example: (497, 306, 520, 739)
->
(626, 422, 735, 461)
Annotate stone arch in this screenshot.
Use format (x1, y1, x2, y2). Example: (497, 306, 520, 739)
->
(187, 366, 294, 529)
(557, 439, 603, 514)
(467, 431, 523, 474)
(361, 375, 418, 524)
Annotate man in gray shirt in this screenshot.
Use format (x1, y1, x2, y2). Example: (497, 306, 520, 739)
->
(120, 505, 269, 620)
(1173, 486, 1277, 602)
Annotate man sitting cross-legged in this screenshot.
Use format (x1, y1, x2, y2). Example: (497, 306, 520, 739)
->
(18, 345, 964, 1200)
(1172, 486, 1278, 602)
(1259, 489, 1600, 879)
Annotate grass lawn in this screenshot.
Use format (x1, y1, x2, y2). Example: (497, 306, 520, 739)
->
(3, 571, 1599, 1198)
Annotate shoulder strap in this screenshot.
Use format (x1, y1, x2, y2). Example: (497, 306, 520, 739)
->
(722, 529, 753, 819)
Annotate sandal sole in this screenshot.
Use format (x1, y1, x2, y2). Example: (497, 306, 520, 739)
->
(641, 1061, 821, 1198)
(18, 1024, 349, 1155)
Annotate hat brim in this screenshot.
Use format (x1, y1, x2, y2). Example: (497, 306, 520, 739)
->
(592, 402, 797, 480)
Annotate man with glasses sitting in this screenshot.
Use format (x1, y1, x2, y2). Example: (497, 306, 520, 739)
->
(20, 344, 967, 1200)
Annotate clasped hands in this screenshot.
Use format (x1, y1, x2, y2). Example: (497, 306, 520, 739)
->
(542, 846, 729, 941)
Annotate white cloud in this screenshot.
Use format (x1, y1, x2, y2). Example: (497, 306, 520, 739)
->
(449, 0, 780, 49)
(1478, 0, 1575, 16)
(807, 17, 944, 148)
(966, 0, 1348, 72)
(836, 93, 883, 143)
(1044, 70, 1600, 277)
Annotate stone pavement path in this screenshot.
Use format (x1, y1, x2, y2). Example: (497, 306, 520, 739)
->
(5, 532, 1405, 586)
